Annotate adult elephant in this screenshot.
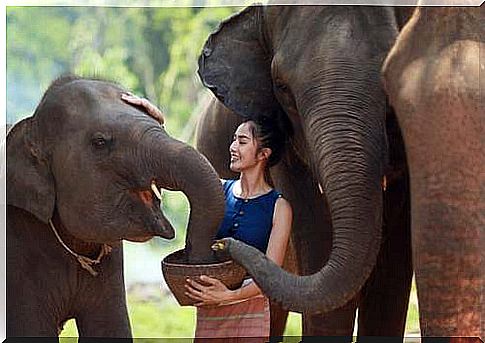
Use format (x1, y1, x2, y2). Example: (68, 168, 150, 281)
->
(196, 5, 413, 340)
(6, 75, 225, 340)
(383, 4, 484, 340)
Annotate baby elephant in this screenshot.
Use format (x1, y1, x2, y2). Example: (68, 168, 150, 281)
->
(6, 75, 224, 340)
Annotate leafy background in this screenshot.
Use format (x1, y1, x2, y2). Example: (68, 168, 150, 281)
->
(6, 4, 420, 339)
(7, 6, 240, 141)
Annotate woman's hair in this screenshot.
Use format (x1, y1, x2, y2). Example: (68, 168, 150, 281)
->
(244, 111, 290, 168)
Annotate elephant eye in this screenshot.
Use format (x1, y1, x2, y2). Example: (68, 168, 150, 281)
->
(92, 137, 106, 148)
(274, 79, 289, 93)
(91, 133, 112, 150)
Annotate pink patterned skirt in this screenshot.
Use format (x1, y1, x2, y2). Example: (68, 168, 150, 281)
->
(194, 291, 270, 343)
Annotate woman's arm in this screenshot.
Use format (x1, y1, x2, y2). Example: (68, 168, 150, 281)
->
(185, 275, 261, 306)
(185, 197, 293, 306)
(266, 197, 292, 267)
(121, 93, 165, 126)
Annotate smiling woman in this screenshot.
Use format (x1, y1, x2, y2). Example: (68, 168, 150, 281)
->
(183, 118, 292, 342)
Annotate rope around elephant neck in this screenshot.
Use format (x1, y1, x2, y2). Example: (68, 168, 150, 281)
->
(48, 219, 112, 277)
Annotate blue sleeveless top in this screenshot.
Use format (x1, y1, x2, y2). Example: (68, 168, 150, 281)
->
(216, 179, 282, 253)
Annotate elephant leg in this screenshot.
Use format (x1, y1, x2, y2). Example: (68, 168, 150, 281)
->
(272, 153, 357, 338)
(7, 266, 61, 340)
(357, 176, 412, 341)
(270, 301, 289, 339)
(382, 6, 483, 338)
(6, 338, 60, 343)
(270, 238, 298, 339)
(357, 112, 413, 341)
(195, 97, 242, 179)
(7, 305, 59, 341)
(75, 277, 131, 340)
(76, 301, 131, 341)
(304, 297, 358, 341)
(414, 200, 482, 339)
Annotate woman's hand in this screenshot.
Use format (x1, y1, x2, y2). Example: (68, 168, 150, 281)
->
(121, 92, 165, 126)
(185, 275, 235, 307)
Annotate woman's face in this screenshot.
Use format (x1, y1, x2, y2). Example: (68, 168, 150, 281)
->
(229, 121, 262, 173)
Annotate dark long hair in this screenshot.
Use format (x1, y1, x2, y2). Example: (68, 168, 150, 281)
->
(245, 109, 292, 185)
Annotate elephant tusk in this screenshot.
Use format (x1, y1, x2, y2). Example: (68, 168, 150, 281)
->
(151, 181, 164, 201)
(318, 183, 324, 194)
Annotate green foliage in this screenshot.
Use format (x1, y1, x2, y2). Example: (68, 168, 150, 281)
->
(405, 278, 421, 334)
(406, 301, 420, 334)
(157, 8, 234, 125)
(6, 6, 240, 131)
(153, 190, 190, 249)
(7, 7, 72, 121)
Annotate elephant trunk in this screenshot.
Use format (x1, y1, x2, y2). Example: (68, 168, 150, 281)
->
(146, 132, 225, 263)
(225, 66, 387, 313)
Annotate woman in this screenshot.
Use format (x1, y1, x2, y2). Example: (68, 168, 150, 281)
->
(187, 117, 292, 342)
(122, 94, 292, 341)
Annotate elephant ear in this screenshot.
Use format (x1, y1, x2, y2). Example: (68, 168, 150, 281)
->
(198, 5, 278, 119)
(6, 117, 55, 224)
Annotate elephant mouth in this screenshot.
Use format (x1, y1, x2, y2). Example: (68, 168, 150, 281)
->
(133, 181, 164, 206)
(125, 235, 154, 243)
(128, 181, 175, 240)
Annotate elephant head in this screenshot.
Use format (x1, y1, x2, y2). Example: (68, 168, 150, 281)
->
(198, 6, 401, 312)
(7, 75, 225, 263)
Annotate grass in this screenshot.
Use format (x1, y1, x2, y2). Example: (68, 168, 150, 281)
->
(60, 283, 419, 339)
(405, 279, 420, 335)
(59, 296, 302, 339)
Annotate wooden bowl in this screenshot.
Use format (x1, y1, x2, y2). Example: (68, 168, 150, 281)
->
(161, 249, 247, 306)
